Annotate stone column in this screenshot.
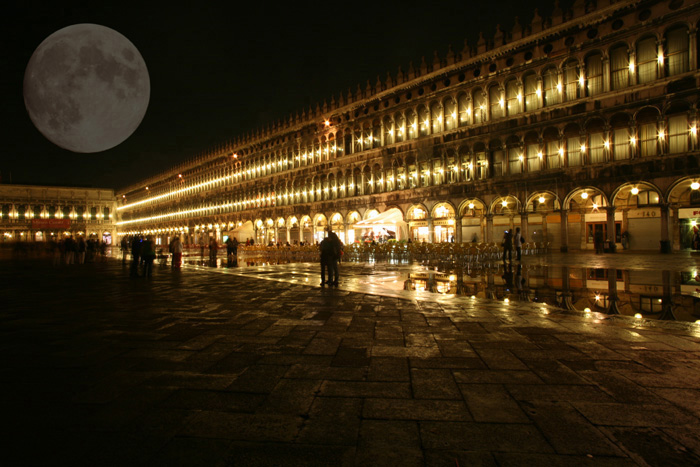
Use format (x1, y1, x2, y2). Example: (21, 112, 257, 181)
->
(606, 206, 616, 253)
(428, 217, 434, 243)
(455, 217, 463, 244)
(580, 209, 587, 250)
(660, 203, 671, 253)
(485, 214, 494, 243)
(521, 210, 530, 242)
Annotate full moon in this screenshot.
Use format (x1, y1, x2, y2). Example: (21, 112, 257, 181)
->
(23, 24, 150, 153)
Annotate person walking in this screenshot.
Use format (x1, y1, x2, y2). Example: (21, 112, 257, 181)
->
(130, 235, 142, 277)
(120, 236, 129, 264)
(141, 235, 156, 277)
(328, 229, 343, 285)
(502, 230, 513, 263)
(514, 227, 523, 261)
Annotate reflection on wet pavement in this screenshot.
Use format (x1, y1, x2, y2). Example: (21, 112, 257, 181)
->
(179, 252, 700, 323)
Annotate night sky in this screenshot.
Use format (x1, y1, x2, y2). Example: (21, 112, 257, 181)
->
(3, 0, 572, 190)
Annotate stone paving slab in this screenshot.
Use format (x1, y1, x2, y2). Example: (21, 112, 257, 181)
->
(3, 257, 700, 466)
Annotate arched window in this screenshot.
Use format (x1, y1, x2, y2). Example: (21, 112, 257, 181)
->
(489, 86, 503, 119)
(473, 90, 487, 124)
(610, 44, 630, 90)
(508, 142, 522, 175)
(542, 68, 561, 106)
(526, 139, 541, 172)
(394, 112, 405, 143)
(666, 26, 689, 76)
(544, 130, 561, 170)
(586, 53, 603, 96)
(406, 109, 418, 139)
(638, 115, 658, 157)
(588, 122, 606, 164)
(444, 98, 457, 130)
(523, 73, 539, 111)
(457, 93, 470, 126)
(505, 80, 519, 116)
(418, 105, 430, 136)
(611, 114, 631, 161)
(563, 60, 581, 100)
(637, 36, 658, 83)
(668, 113, 689, 153)
(566, 127, 582, 166)
(383, 116, 394, 145)
(431, 102, 442, 133)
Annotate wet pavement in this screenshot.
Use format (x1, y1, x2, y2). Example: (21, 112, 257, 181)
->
(3, 252, 700, 466)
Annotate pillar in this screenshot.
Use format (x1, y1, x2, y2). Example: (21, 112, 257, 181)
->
(605, 206, 616, 253)
(485, 214, 494, 243)
(428, 217, 434, 243)
(455, 217, 463, 243)
(660, 203, 671, 253)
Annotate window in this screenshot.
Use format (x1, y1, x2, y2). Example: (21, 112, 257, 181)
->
(666, 27, 689, 76)
(505, 80, 519, 116)
(90, 207, 97, 220)
(586, 54, 603, 96)
(546, 140, 560, 169)
(418, 106, 430, 137)
(542, 68, 561, 106)
(613, 128, 630, 160)
(473, 92, 487, 124)
(458, 94, 470, 126)
(610, 45, 629, 90)
(489, 86, 503, 119)
(476, 151, 488, 179)
(563, 61, 580, 100)
(640, 122, 657, 156)
(589, 132, 605, 164)
(668, 114, 688, 153)
(384, 117, 394, 145)
(431, 103, 442, 134)
(394, 113, 405, 143)
(508, 147, 522, 174)
(444, 99, 457, 130)
(637, 37, 658, 84)
(635, 190, 660, 205)
(524, 74, 539, 111)
(567, 137, 582, 166)
(526, 143, 541, 172)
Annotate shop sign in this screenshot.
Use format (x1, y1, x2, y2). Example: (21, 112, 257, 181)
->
(629, 284, 662, 294)
(31, 219, 70, 229)
(679, 208, 700, 219)
(628, 208, 660, 219)
(681, 284, 700, 297)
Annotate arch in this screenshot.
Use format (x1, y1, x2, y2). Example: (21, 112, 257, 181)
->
(526, 191, 561, 212)
(611, 181, 664, 207)
(564, 186, 609, 211)
(490, 195, 522, 215)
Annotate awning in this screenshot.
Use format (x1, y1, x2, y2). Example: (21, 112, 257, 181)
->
(354, 208, 405, 228)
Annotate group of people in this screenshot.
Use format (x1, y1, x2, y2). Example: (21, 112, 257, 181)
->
(501, 227, 524, 263)
(51, 235, 107, 266)
(125, 235, 157, 277)
(319, 228, 343, 287)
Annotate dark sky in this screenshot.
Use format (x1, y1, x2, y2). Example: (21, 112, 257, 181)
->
(2, 0, 571, 190)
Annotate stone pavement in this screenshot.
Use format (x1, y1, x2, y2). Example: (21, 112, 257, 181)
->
(3, 255, 700, 466)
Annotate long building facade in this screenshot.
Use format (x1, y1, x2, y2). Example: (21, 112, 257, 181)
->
(116, 0, 700, 253)
(0, 184, 117, 245)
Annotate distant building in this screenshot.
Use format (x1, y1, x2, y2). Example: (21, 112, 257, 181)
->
(17, 0, 700, 252)
(0, 184, 117, 244)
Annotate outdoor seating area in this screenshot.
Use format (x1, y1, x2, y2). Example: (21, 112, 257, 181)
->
(232, 241, 550, 265)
